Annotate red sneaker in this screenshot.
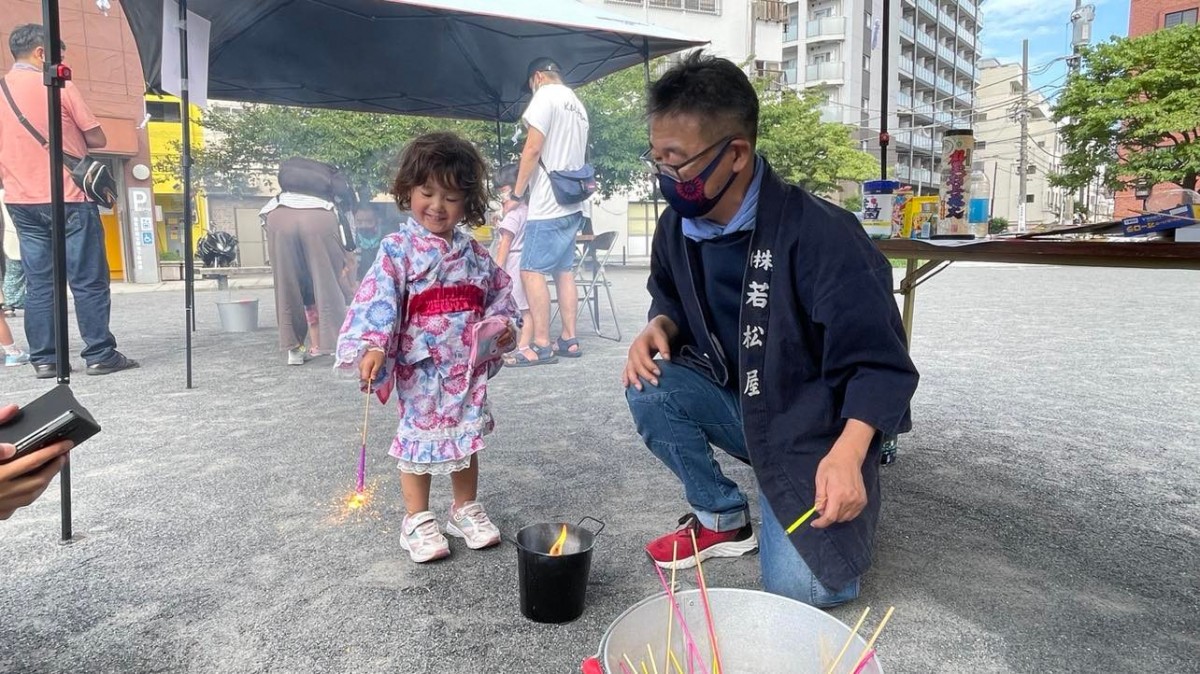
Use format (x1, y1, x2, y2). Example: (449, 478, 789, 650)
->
(646, 514, 758, 570)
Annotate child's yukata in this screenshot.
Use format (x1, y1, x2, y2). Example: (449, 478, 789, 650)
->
(336, 218, 518, 475)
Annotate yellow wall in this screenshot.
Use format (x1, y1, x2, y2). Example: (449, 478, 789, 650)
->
(146, 95, 208, 252)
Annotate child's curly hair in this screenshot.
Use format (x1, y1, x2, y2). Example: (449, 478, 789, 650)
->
(391, 132, 491, 228)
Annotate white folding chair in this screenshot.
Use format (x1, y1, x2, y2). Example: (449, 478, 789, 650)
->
(551, 230, 622, 341)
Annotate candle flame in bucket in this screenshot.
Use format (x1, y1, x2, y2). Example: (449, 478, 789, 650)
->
(548, 524, 568, 556)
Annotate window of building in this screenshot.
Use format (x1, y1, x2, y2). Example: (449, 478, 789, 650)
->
(146, 101, 182, 123)
(975, 140, 987, 150)
(1164, 8, 1198, 27)
(1026, 194, 1036, 204)
(814, 7, 834, 18)
(1027, 165, 1038, 174)
(863, 54, 871, 70)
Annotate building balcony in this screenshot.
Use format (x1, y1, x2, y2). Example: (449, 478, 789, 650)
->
(961, 0, 978, 17)
(632, 0, 722, 13)
(896, 164, 936, 185)
(916, 31, 937, 53)
(783, 16, 800, 42)
(806, 61, 845, 84)
(784, 66, 798, 84)
(955, 56, 975, 79)
(916, 0, 938, 19)
(753, 0, 787, 22)
(937, 43, 955, 62)
(899, 21, 915, 41)
(893, 128, 935, 149)
(899, 57, 915, 77)
(936, 75, 956, 95)
(897, 91, 913, 109)
(915, 64, 937, 87)
(807, 17, 847, 41)
(937, 12, 958, 35)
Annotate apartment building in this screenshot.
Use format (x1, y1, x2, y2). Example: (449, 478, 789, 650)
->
(782, 0, 893, 165)
(894, 0, 980, 193)
(580, 0, 789, 255)
(973, 59, 1068, 227)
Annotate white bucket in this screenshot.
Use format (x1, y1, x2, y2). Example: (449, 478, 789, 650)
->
(216, 299, 259, 332)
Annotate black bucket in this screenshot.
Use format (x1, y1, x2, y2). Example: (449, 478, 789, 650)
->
(516, 516, 605, 624)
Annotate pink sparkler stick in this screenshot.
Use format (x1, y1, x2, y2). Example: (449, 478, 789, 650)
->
(652, 563, 711, 674)
(850, 649, 876, 674)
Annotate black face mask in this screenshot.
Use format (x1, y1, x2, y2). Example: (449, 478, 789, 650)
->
(655, 143, 738, 219)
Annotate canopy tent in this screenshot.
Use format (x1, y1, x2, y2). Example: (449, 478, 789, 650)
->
(33, 0, 700, 540)
(116, 0, 705, 388)
(121, 0, 707, 122)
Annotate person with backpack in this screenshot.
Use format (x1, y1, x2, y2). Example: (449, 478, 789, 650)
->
(260, 157, 357, 366)
(0, 25, 136, 379)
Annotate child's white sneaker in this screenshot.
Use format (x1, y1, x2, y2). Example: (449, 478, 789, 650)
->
(4, 349, 29, 367)
(400, 511, 451, 563)
(445, 501, 501, 550)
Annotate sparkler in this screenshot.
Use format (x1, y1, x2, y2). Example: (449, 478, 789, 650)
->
(689, 530, 724, 674)
(786, 504, 819, 535)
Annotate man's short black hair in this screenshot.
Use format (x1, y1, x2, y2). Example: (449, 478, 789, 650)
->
(647, 52, 759, 143)
(9, 24, 63, 59)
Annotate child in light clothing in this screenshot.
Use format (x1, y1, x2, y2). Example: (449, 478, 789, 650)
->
(336, 132, 518, 563)
(492, 164, 533, 365)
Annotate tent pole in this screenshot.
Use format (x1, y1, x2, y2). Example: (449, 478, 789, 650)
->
(643, 41, 660, 243)
(179, 0, 195, 389)
(879, 0, 891, 180)
(41, 0, 73, 543)
(494, 118, 502, 167)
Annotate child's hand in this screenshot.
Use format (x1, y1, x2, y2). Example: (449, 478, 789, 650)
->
(497, 325, 517, 352)
(360, 349, 385, 386)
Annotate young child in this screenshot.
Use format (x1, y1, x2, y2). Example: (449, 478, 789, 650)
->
(0, 285, 28, 366)
(336, 132, 518, 563)
(491, 164, 534, 366)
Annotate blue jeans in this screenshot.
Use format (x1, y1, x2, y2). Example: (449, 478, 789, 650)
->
(8, 203, 117, 366)
(520, 212, 582, 274)
(626, 361, 860, 607)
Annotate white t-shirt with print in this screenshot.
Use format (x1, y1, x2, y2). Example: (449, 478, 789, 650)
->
(522, 83, 590, 221)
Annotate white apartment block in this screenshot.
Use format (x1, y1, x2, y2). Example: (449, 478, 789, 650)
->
(782, 0, 891, 133)
(580, 0, 790, 256)
(973, 58, 1069, 227)
(893, 0, 981, 193)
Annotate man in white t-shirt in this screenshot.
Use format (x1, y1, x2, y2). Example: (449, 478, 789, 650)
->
(507, 58, 590, 366)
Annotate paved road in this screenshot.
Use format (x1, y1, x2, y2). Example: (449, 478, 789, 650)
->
(0, 264, 1196, 673)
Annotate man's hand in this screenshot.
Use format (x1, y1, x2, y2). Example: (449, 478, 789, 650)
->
(0, 404, 72, 520)
(810, 420, 875, 529)
(622, 316, 677, 390)
(359, 350, 385, 386)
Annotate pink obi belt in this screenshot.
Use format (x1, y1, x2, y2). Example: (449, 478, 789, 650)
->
(407, 285, 485, 317)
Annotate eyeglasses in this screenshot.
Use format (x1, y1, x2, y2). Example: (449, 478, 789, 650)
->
(640, 136, 735, 182)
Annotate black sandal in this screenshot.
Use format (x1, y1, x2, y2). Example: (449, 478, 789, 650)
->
(506, 344, 559, 367)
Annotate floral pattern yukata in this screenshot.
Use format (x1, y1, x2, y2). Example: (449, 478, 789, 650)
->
(336, 218, 518, 475)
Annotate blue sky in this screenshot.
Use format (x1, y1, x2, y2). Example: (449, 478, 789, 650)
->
(979, 0, 1130, 97)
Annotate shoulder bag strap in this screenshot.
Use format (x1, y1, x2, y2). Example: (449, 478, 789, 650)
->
(0, 77, 49, 148)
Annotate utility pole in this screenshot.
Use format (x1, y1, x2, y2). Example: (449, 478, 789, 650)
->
(1017, 39, 1029, 232)
(1067, 1, 1095, 224)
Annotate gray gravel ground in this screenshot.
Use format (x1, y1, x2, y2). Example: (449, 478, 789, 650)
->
(0, 263, 1197, 673)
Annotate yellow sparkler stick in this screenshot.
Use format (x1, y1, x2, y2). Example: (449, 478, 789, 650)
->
(623, 653, 638, 674)
(825, 606, 871, 674)
(647, 644, 660, 674)
(850, 607, 896, 672)
(690, 529, 724, 674)
(668, 650, 685, 674)
(786, 504, 819, 534)
(641, 662, 649, 674)
(662, 540, 678, 674)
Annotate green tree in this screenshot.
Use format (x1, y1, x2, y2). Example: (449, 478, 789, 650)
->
(755, 85, 877, 194)
(158, 106, 496, 203)
(575, 63, 654, 200)
(988, 216, 1009, 235)
(1052, 24, 1200, 195)
(842, 192, 863, 211)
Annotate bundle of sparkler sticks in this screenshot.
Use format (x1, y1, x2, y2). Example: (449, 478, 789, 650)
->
(618, 506, 895, 674)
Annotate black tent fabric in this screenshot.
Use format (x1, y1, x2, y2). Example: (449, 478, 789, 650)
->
(121, 0, 706, 122)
